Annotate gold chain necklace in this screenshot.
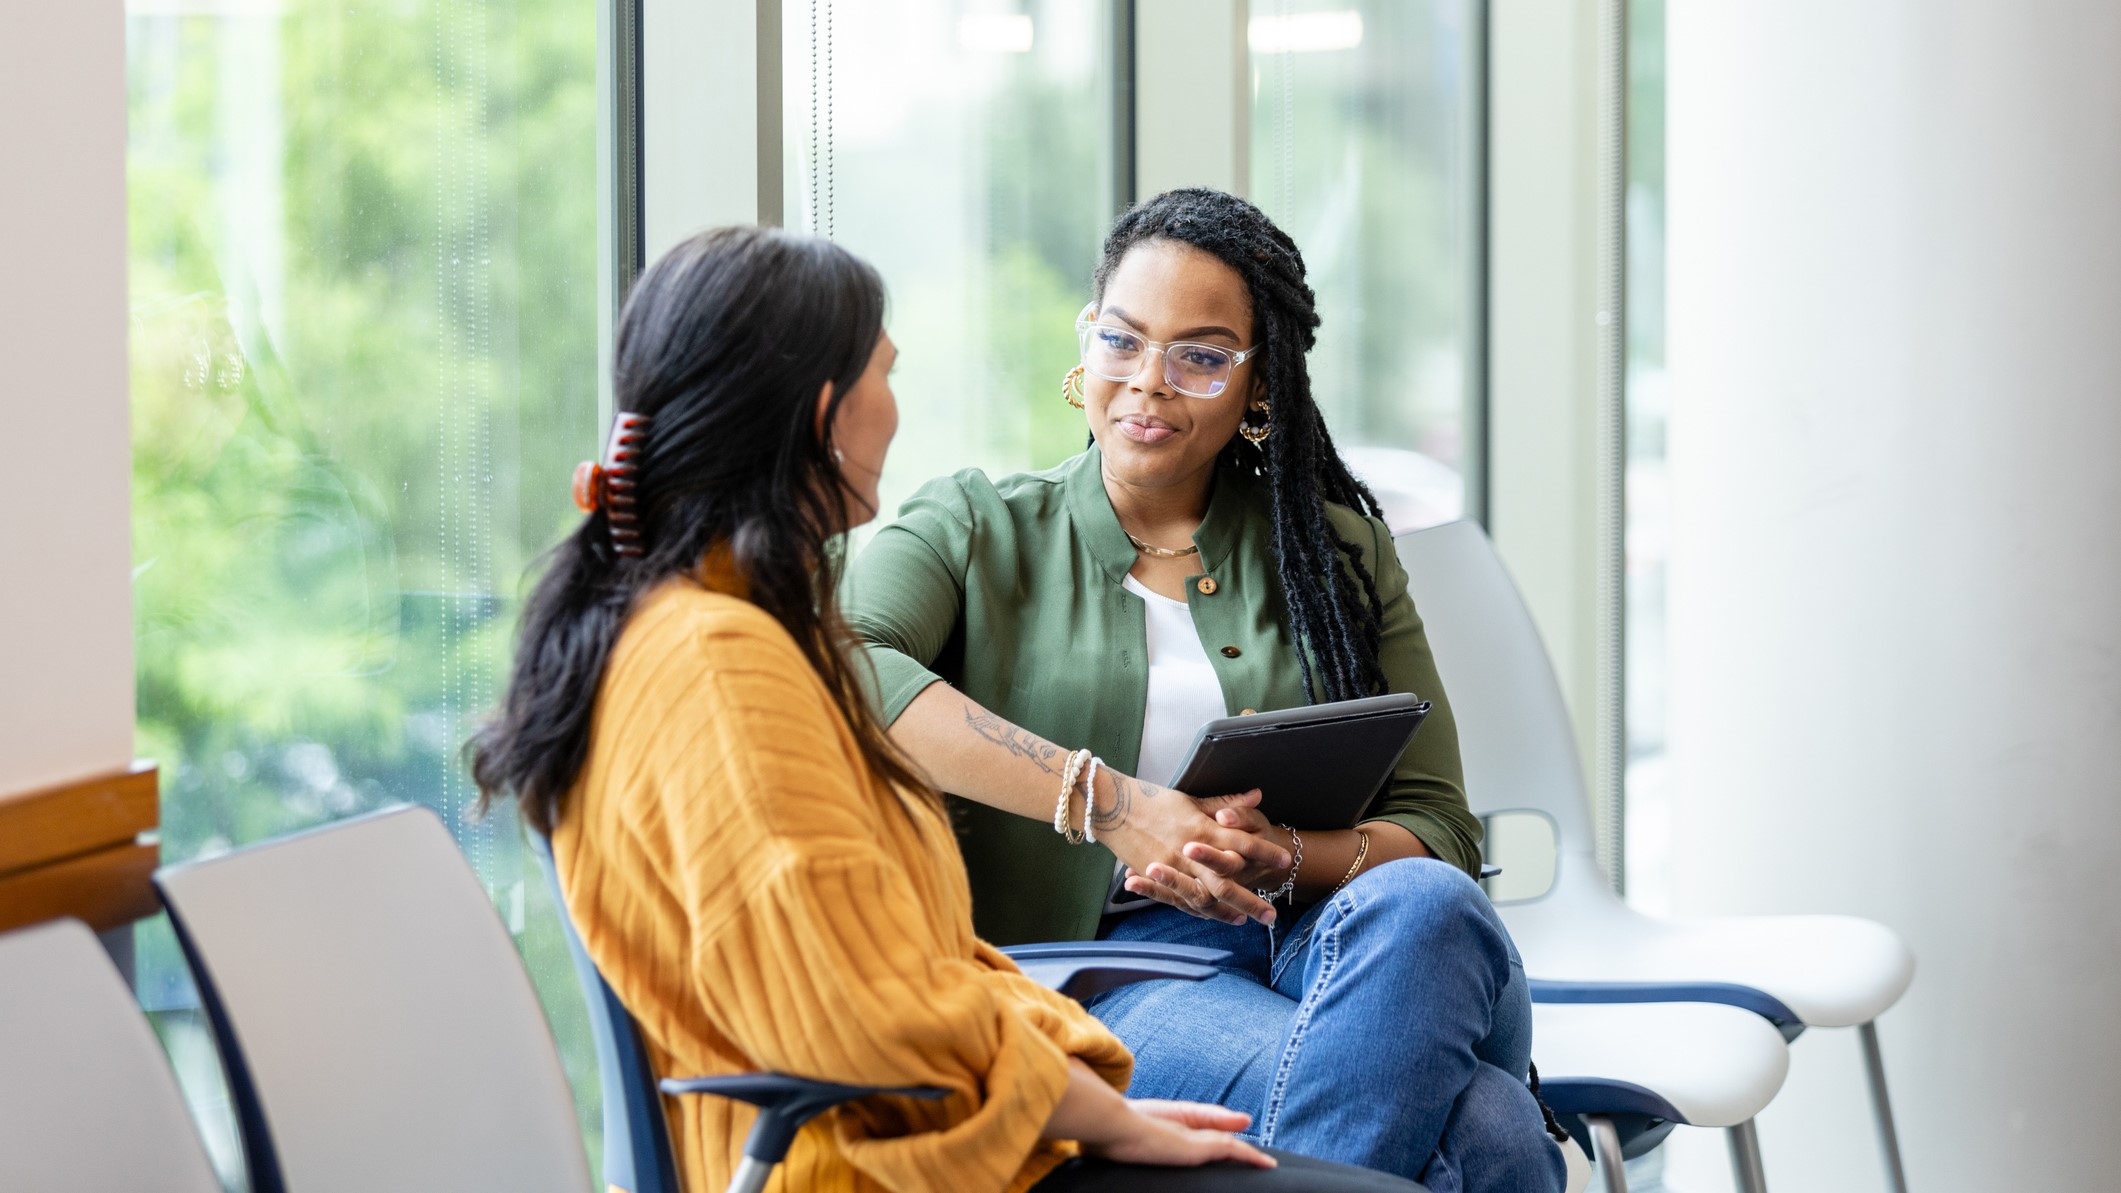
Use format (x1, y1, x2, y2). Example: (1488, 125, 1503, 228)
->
(1124, 530, 1200, 558)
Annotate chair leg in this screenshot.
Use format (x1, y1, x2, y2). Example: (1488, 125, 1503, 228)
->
(1859, 1020, 1910, 1193)
(726, 1156, 773, 1193)
(1726, 1118, 1769, 1193)
(1584, 1114, 1628, 1193)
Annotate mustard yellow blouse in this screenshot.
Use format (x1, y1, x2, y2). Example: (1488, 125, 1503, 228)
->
(553, 578, 1132, 1193)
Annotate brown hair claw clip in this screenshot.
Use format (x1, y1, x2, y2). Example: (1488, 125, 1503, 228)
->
(572, 412, 651, 557)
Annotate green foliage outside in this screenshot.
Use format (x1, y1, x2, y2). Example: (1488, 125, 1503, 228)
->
(126, 0, 605, 1178)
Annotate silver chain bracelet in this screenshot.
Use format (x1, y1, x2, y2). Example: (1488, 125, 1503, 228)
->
(1257, 823, 1303, 904)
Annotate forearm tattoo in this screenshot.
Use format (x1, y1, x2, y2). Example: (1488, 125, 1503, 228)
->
(962, 707, 1065, 775)
(1091, 772, 1140, 834)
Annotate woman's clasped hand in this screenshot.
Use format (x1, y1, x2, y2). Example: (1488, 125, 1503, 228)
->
(1175, 793, 1301, 891)
(1099, 778, 1290, 926)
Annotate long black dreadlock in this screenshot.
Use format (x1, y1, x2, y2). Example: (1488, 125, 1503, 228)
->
(1094, 187, 1389, 705)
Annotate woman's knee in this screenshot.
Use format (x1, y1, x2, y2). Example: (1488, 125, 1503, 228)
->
(1339, 857, 1495, 938)
(1328, 857, 1515, 991)
(1440, 1064, 1569, 1193)
(1348, 855, 1481, 901)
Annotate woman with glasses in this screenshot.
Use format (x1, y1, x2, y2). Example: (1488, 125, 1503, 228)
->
(845, 189, 1566, 1192)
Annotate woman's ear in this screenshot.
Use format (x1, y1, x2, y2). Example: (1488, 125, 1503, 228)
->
(813, 379, 837, 443)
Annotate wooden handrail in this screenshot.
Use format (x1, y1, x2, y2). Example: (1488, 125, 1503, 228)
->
(0, 762, 159, 934)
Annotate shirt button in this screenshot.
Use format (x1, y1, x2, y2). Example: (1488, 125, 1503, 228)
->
(1196, 577, 1218, 595)
(1220, 646, 1242, 658)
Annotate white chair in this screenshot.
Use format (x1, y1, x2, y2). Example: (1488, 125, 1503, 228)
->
(1533, 1001, 1788, 1193)
(154, 805, 593, 1193)
(0, 918, 222, 1193)
(1398, 520, 1916, 1192)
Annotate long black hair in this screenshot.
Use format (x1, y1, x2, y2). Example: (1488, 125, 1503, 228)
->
(1095, 188, 1388, 704)
(468, 226, 931, 834)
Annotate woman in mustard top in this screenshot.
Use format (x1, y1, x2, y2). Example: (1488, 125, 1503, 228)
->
(468, 227, 1421, 1192)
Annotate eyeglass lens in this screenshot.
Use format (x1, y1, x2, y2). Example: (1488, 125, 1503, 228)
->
(1081, 324, 1235, 397)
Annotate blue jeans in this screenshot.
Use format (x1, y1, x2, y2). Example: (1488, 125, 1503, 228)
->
(1086, 858, 1566, 1193)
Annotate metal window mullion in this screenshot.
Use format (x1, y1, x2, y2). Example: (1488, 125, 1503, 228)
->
(595, 0, 644, 435)
(1111, 0, 1137, 217)
(615, 0, 644, 299)
(1465, 0, 1493, 530)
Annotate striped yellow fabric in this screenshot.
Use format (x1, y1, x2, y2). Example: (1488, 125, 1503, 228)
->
(554, 579, 1132, 1193)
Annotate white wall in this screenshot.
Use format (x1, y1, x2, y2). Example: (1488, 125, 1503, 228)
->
(1135, 0, 1249, 201)
(1488, 0, 1602, 766)
(1660, 3, 2121, 1189)
(643, 0, 782, 258)
(0, 3, 136, 795)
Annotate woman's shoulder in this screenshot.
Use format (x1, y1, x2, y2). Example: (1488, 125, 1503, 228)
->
(1322, 499, 1391, 552)
(1249, 467, 1401, 583)
(617, 581, 810, 677)
(598, 585, 904, 873)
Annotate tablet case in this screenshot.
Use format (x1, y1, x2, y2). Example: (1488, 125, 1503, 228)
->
(1165, 693, 1432, 830)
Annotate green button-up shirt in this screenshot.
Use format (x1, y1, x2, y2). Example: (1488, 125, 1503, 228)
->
(844, 446, 1480, 945)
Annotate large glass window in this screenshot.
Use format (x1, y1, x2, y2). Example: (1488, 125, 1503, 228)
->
(117, 2, 1490, 1177)
(1249, 0, 1483, 531)
(786, 0, 1117, 517)
(125, 0, 605, 1178)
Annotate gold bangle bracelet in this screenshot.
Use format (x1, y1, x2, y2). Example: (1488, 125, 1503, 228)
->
(1331, 829, 1371, 895)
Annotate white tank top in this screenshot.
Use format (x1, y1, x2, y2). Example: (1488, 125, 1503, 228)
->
(1122, 574, 1229, 786)
(1107, 574, 1228, 913)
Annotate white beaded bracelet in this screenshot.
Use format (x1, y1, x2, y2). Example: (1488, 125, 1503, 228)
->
(1053, 748, 1091, 843)
(1081, 757, 1104, 844)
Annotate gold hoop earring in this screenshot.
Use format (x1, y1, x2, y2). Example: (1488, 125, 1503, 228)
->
(1062, 364, 1087, 410)
(1238, 402, 1272, 445)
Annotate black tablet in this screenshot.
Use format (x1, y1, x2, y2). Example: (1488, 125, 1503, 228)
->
(1165, 693, 1431, 831)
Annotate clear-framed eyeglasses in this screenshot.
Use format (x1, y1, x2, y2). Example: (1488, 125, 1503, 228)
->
(1074, 304, 1260, 398)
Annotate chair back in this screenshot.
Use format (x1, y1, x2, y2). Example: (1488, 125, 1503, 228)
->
(0, 918, 222, 1193)
(530, 830, 682, 1193)
(154, 806, 592, 1193)
(1396, 521, 1608, 905)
